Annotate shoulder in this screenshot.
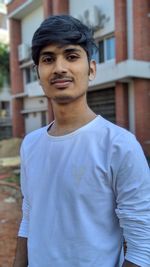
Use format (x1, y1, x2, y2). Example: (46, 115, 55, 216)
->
(97, 119, 150, 189)
(20, 125, 49, 157)
(96, 116, 137, 148)
(96, 116, 147, 166)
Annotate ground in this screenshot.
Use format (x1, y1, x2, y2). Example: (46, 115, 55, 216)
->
(0, 186, 21, 267)
(0, 138, 22, 267)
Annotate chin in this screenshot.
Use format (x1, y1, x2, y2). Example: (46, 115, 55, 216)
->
(53, 95, 75, 104)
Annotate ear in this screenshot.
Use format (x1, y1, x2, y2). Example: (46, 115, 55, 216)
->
(89, 60, 96, 81)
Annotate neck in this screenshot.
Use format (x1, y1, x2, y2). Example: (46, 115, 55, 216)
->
(49, 97, 96, 136)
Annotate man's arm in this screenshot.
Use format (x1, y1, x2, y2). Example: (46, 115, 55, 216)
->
(13, 237, 28, 267)
(122, 260, 140, 267)
(113, 134, 150, 266)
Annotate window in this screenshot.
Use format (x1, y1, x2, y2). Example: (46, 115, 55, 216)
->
(0, 14, 7, 29)
(99, 40, 104, 63)
(1, 101, 10, 116)
(24, 65, 38, 84)
(98, 36, 115, 63)
(106, 37, 115, 60)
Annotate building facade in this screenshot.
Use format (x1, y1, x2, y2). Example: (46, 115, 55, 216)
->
(0, 1, 12, 140)
(6, 0, 150, 158)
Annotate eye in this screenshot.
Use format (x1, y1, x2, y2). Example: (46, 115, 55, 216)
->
(67, 54, 80, 61)
(41, 56, 54, 64)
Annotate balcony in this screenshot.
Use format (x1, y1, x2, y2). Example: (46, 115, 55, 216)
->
(25, 81, 44, 97)
(89, 59, 150, 90)
(0, 116, 12, 126)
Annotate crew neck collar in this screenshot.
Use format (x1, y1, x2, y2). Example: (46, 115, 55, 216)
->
(46, 115, 101, 141)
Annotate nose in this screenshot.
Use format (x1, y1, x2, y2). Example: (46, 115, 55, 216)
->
(53, 57, 67, 74)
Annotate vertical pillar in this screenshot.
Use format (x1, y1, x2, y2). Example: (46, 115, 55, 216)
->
(52, 0, 69, 15)
(9, 18, 24, 137)
(128, 81, 135, 134)
(12, 98, 24, 138)
(132, 0, 150, 157)
(114, 0, 128, 62)
(115, 82, 129, 129)
(42, 0, 53, 17)
(133, 0, 150, 61)
(134, 79, 150, 156)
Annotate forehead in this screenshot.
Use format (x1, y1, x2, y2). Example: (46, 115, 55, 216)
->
(39, 44, 86, 55)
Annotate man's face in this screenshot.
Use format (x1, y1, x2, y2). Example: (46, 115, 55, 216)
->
(37, 44, 96, 104)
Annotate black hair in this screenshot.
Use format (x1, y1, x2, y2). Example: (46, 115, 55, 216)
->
(31, 15, 97, 65)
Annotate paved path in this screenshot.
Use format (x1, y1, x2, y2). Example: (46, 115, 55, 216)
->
(0, 186, 21, 267)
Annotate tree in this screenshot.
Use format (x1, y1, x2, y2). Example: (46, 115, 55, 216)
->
(0, 43, 10, 89)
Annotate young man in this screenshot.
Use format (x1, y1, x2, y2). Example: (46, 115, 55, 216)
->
(14, 15, 150, 267)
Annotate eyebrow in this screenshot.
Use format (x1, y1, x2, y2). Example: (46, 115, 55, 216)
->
(39, 47, 82, 57)
(39, 51, 54, 57)
(63, 48, 82, 54)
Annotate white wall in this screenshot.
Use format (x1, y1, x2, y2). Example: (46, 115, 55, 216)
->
(24, 96, 48, 134)
(21, 5, 43, 46)
(25, 109, 49, 134)
(69, 0, 115, 37)
(0, 85, 11, 101)
(24, 96, 47, 110)
(25, 112, 41, 134)
(25, 81, 45, 97)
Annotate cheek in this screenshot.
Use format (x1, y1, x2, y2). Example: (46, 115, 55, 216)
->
(39, 74, 50, 89)
(76, 63, 89, 80)
(38, 66, 49, 80)
(80, 69, 90, 84)
(76, 73, 89, 92)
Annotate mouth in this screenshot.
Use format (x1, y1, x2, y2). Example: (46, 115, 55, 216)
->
(50, 78, 73, 89)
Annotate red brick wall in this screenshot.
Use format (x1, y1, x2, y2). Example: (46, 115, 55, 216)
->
(42, 0, 53, 17)
(133, 0, 150, 61)
(115, 0, 128, 62)
(9, 18, 25, 137)
(115, 82, 129, 129)
(9, 19, 23, 94)
(52, 0, 69, 15)
(12, 98, 25, 138)
(134, 79, 150, 156)
(42, 0, 69, 17)
(7, 0, 27, 15)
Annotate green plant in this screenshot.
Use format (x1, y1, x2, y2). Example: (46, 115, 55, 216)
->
(0, 43, 10, 89)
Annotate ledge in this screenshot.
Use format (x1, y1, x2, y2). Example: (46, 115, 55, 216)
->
(90, 60, 150, 89)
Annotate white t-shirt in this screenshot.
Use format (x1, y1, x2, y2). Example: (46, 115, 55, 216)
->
(19, 116, 150, 267)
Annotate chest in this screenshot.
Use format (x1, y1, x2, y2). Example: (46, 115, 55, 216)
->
(25, 137, 114, 207)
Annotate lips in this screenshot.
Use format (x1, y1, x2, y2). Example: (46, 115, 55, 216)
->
(50, 78, 73, 89)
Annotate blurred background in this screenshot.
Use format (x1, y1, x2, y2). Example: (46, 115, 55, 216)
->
(0, 0, 150, 266)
